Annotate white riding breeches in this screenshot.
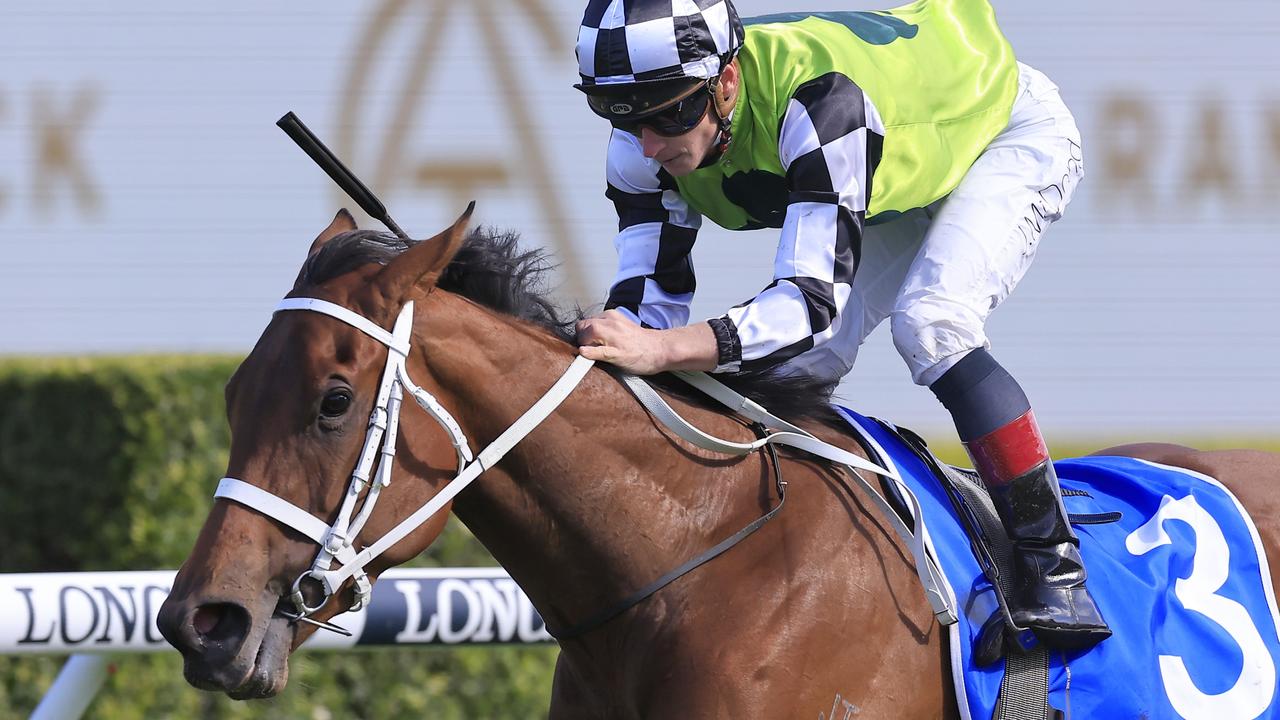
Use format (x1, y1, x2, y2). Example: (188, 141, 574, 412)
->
(781, 62, 1084, 387)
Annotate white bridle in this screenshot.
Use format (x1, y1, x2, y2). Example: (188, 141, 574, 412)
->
(214, 297, 594, 631)
(213, 295, 957, 635)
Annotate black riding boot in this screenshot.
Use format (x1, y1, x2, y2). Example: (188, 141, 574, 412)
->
(929, 349, 1111, 661)
(986, 457, 1112, 649)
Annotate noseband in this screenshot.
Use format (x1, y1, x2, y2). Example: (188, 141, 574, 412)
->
(215, 297, 594, 632)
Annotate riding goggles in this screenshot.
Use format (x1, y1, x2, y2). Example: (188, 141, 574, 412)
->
(586, 80, 713, 137)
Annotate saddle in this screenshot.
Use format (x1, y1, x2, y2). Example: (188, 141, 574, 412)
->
(859, 418, 1116, 720)
(835, 408, 1280, 720)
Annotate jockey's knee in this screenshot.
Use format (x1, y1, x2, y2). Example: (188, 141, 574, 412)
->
(890, 303, 988, 387)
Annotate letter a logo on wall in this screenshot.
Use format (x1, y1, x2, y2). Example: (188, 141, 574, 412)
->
(335, 0, 587, 300)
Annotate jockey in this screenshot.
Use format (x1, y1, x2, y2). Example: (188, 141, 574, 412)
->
(571, 0, 1110, 655)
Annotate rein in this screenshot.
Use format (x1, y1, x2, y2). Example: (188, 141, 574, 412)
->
(214, 295, 957, 637)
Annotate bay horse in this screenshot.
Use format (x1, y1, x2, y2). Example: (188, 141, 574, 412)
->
(158, 208, 1280, 718)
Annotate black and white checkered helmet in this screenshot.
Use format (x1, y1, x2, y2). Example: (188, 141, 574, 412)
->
(575, 0, 744, 90)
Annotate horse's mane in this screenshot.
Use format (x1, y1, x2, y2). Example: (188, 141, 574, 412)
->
(297, 228, 845, 428)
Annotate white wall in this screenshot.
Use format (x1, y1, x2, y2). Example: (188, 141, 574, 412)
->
(1, 1, 1276, 438)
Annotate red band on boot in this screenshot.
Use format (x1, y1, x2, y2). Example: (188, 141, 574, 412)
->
(965, 410, 1049, 485)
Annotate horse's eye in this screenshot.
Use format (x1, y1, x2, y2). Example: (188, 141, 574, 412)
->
(320, 389, 353, 418)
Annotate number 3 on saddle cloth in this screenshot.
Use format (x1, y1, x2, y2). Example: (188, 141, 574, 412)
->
(836, 408, 1280, 720)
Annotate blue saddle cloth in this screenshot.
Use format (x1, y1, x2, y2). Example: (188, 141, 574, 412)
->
(836, 408, 1280, 720)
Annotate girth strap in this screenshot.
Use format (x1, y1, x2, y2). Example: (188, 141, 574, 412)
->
(889, 423, 1053, 720)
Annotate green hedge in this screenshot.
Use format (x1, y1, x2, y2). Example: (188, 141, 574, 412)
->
(0, 356, 239, 572)
(0, 356, 556, 719)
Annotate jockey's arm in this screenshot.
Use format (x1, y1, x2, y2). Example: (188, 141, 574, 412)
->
(579, 75, 879, 376)
(578, 130, 713, 373)
(714, 73, 878, 373)
(576, 309, 717, 374)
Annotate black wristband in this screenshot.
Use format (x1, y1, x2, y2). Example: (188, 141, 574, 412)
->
(706, 316, 742, 373)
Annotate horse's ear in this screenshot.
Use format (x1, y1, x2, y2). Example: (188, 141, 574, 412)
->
(377, 202, 475, 302)
(294, 209, 360, 290)
(309, 209, 358, 257)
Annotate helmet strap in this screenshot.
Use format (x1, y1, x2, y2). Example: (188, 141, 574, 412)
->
(698, 76, 737, 168)
(711, 70, 738, 120)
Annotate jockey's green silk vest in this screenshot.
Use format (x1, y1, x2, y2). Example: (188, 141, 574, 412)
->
(673, 0, 1019, 229)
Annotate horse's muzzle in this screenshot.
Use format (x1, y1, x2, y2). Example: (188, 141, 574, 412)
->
(157, 593, 280, 695)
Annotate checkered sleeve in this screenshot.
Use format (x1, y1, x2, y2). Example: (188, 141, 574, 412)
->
(717, 72, 885, 372)
(603, 129, 702, 330)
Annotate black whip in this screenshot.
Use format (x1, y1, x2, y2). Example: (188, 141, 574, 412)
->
(276, 111, 410, 240)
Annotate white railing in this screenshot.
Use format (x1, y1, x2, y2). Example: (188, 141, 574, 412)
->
(1, 568, 552, 719)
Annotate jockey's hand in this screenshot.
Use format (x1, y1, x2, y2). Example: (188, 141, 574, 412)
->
(576, 310, 718, 375)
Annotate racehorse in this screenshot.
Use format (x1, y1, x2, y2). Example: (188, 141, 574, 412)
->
(158, 208, 1280, 718)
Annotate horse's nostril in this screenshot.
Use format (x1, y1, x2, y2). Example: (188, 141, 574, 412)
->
(193, 606, 220, 636)
(192, 603, 249, 645)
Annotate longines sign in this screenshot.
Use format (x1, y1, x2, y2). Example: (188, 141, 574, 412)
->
(0, 569, 552, 655)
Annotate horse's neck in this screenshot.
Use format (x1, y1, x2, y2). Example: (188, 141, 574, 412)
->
(406, 296, 934, 692)
(414, 294, 717, 630)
